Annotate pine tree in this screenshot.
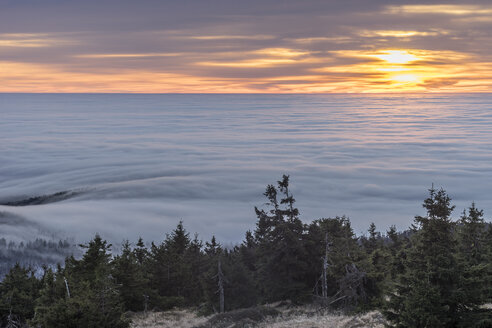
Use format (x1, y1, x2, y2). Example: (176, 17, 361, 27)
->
(458, 203, 486, 263)
(201, 236, 223, 314)
(222, 248, 257, 310)
(361, 223, 389, 308)
(254, 175, 309, 303)
(112, 240, 150, 311)
(362, 222, 382, 253)
(456, 203, 492, 324)
(184, 233, 205, 305)
(31, 267, 65, 325)
(485, 226, 492, 303)
(385, 187, 467, 327)
(307, 217, 370, 308)
(134, 237, 148, 266)
(33, 235, 129, 328)
(147, 222, 196, 308)
(0, 264, 39, 326)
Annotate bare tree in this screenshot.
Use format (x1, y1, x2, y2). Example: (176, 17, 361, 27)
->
(313, 233, 331, 301)
(64, 277, 71, 298)
(322, 233, 330, 298)
(217, 259, 225, 313)
(337, 263, 366, 307)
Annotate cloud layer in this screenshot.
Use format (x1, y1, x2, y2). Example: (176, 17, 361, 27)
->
(1, 94, 491, 243)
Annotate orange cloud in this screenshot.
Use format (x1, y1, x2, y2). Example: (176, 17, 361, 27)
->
(0, 61, 257, 93)
(186, 35, 274, 40)
(2, 1, 492, 93)
(0, 33, 74, 48)
(2, 47, 491, 93)
(385, 5, 492, 16)
(75, 53, 183, 58)
(358, 30, 447, 38)
(312, 49, 491, 93)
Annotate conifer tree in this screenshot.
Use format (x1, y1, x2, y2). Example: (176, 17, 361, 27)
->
(31, 267, 64, 325)
(456, 203, 492, 322)
(201, 236, 223, 313)
(307, 217, 370, 308)
(148, 221, 197, 308)
(222, 248, 257, 310)
(254, 175, 308, 303)
(112, 240, 150, 311)
(362, 222, 383, 251)
(0, 264, 39, 326)
(385, 225, 407, 280)
(385, 187, 466, 327)
(362, 223, 389, 308)
(134, 237, 148, 266)
(33, 235, 129, 328)
(184, 233, 205, 305)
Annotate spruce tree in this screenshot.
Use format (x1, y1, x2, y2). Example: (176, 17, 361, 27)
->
(0, 264, 39, 326)
(33, 235, 129, 328)
(385, 187, 466, 327)
(201, 236, 223, 313)
(147, 221, 196, 308)
(112, 240, 150, 311)
(222, 248, 257, 310)
(457, 203, 492, 324)
(254, 175, 308, 303)
(307, 217, 370, 308)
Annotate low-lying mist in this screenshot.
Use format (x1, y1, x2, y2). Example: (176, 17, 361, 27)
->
(1, 93, 492, 245)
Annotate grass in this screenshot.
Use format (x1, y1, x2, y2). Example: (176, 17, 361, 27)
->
(257, 310, 385, 328)
(130, 304, 387, 328)
(130, 309, 209, 328)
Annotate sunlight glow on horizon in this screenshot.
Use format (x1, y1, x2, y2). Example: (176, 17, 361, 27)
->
(391, 74, 420, 83)
(2, 1, 492, 93)
(2, 47, 491, 93)
(372, 50, 419, 64)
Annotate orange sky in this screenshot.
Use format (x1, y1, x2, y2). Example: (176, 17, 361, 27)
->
(1, 2, 492, 93)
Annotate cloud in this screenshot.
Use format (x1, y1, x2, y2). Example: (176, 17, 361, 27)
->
(385, 5, 492, 16)
(187, 35, 275, 40)
(1, 0, 492, 92)
(418, 77, 460, 89)
(75, 53, 184, 58)
(1, 93, 492, 243)
(357, 30, 446, 38)
(0, 33, 76, 48)
(0, 210, 68, 243)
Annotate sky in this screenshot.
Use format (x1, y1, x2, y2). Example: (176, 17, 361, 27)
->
(1, 0, 492, 93)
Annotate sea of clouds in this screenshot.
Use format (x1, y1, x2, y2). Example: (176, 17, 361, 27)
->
(1, 93, 491, 244)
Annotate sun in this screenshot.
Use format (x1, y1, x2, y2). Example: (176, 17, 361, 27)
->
(367, 50, 425, 88)
(391, 74, 419, 83)
(373, 50, 419, 64)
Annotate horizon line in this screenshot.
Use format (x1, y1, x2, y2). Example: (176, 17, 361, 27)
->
(2, 91, 492, 95)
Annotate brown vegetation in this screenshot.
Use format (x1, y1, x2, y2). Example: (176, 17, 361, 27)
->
(131, 305, 386, 328)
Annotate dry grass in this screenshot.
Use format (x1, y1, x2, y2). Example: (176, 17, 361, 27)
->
(130, 305, 387, 328)
(257, 310, 386, 328)
(130, 309, 210, 328)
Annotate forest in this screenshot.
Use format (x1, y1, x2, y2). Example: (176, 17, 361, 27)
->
(0, 175, 491, 327)
(0, 238, 78, 279)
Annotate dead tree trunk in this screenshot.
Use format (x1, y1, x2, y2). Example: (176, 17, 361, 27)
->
(6, 309, 20, 328)
(322, 233, 329, 298)
(337, 263, 366, 308)
(218, 259, 225, 313)
(143, 294, 149, 315)
(64, 277, 71, 298)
